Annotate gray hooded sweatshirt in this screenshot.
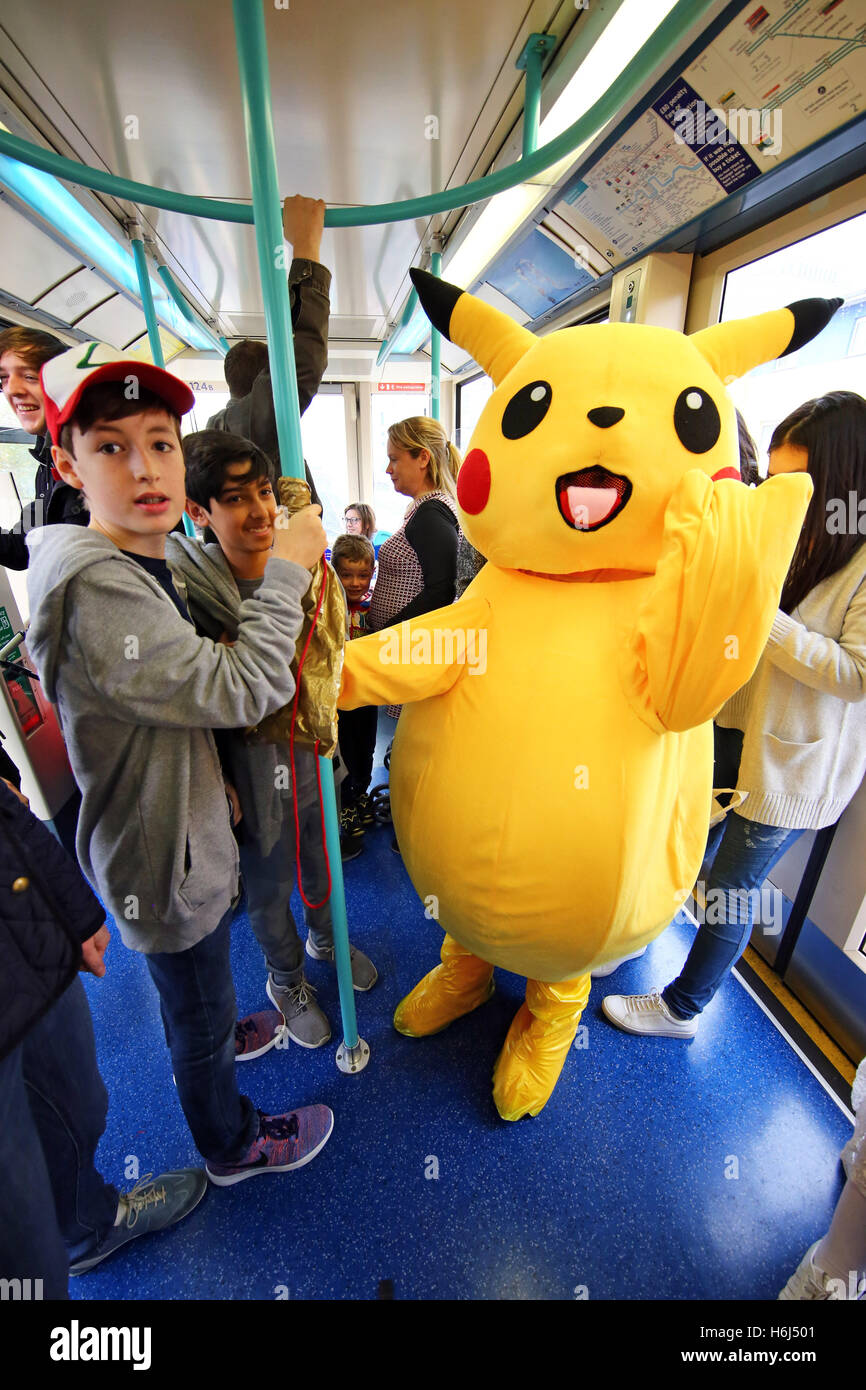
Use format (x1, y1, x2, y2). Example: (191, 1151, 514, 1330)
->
(165, 533, 320, 858)
(25, 524, 311, 953)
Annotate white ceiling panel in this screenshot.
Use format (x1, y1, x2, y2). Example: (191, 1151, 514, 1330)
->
(33, 267, 113, 322)
(74, 294, 147, 349)
(0, 0, 559, 334)
(0, 197, 82, 302)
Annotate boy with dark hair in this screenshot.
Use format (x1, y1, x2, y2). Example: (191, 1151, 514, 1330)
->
(0, 326, 88, 568)
(167, 431, 378, 1051)
(208, 195, 329, 508)
(331, 534, 379, 854)
(25, 341, 334, 1187)
(223, 340, 270, 399)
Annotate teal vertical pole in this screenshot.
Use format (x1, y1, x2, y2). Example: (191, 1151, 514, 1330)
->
(232, 0, 367, 1072)
(155, 262, 228, 356)
(130, 232, 164, 367)
(130, 226, 195, 537)
(517, 34, 556, 158)
(430, 249, 442, 421)
(522, 49, 543, 158)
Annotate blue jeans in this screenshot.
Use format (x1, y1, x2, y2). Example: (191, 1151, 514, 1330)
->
(144, 908, 258, 1165)
(663, 811, 804, 1020)
(239, 800, 333, 986)
(0, 977, 119, 1297)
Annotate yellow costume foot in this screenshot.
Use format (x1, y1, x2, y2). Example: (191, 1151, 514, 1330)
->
(492, 974, 591, 1121)
(393, 934, 495, 1037)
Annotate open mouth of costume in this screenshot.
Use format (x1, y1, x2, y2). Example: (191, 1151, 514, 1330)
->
(555, 467, 631, 532)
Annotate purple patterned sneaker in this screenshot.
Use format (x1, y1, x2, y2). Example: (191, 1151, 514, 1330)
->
(234, 1010, 287, 1061)
(206, 1106, 334, 1186)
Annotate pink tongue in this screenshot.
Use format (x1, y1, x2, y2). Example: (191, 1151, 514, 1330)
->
(567, 484, 618, 528)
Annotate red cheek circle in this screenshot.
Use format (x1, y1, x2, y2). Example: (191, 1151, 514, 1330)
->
(711, 466, 741, 482)
(457, 448, 491, 514)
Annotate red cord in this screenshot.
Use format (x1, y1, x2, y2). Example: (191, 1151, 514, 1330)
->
(290, 563, 333, 909)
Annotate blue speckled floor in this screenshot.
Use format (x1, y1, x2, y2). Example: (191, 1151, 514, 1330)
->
(72, 746, 854, 1301)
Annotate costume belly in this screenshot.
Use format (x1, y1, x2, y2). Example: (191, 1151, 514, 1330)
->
(389, 567, 713, 981)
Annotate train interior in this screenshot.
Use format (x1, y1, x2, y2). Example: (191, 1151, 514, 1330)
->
(0, 0, 864, 1301)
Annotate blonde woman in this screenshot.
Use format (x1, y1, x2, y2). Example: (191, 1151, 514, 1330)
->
(368, 417, 461, 636)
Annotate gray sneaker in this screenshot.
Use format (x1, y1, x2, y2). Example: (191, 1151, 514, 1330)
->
(267, 973, 332, 1048)
(69, 1169, 207, 1275)
(305, 936, 379, 991)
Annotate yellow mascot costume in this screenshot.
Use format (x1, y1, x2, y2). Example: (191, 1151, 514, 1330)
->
(340, 270, 840, 1120)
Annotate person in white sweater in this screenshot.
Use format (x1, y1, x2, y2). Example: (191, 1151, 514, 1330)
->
(603, 391, 866, 1038)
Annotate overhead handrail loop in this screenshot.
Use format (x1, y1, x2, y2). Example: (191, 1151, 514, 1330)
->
(0, 0, 713, 230)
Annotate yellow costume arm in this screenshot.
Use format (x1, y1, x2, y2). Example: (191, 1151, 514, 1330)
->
(626, 470, 813, 732)
(339, 594, 491, 709)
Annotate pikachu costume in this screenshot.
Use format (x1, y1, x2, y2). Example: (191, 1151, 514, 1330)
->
(340, 270, 840, 1120)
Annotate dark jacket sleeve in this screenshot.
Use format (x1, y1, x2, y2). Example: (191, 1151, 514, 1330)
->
(233, 258, 331, 507)
(0, 438, 50, 569)
(389, 501, 459, 625)
(0, 526, 29, 571)
(248, 258, 330, 438)
(0, 783, 104, 946)
(0, 781, 105, 1060)
(0, 442, 87, 569)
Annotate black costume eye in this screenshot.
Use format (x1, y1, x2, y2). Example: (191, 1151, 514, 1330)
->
(673, 387, 721, 454)
(502, 381, 552, 439)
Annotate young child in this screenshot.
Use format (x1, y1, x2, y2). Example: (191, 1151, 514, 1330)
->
(25, 342, 334, 1187)
(332, 533, 379, 854)
(166, 431, 377, 1052)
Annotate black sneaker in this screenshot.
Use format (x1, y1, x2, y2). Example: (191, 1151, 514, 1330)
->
(340, 803, 364, 860)
(368, 784, 392, 824)
(68, 1170, 207, 1275)
(355, 792, 377, 828)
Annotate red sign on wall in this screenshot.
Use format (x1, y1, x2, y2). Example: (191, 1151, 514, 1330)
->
(377, 382, 427, 392)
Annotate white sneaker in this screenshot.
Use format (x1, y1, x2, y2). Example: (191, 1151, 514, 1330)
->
(778, 1242, 865, 1300)
(591, 947, 647, 978)
(602, 988, 698, 1037)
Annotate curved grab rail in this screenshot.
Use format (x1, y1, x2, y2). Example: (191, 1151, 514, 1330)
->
(0, 0, 712, 229)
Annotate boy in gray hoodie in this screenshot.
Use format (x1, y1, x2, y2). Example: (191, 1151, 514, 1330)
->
(25, 341, 334, 1188)
(167, 429, 378, 1050)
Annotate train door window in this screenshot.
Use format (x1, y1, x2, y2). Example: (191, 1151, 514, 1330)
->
(0, 394, 38, 505)
(720, 210, 866, 466)
(456, 373, 494, 452)
(301, 385, 352, 541)
(184, 389, 231, 434)
(370, 386, 429, 536)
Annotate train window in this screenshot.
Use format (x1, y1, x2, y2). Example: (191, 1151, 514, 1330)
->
(370, 386, 429, 535)
(456, 373, 494, 451)
(301, 387, 352, 541)
(184, 390, 231, 435)
(0, 393, 38, 506)
(720, 211, 866, 466)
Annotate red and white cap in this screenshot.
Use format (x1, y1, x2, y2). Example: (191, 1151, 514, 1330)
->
(40, 341, 195, 443)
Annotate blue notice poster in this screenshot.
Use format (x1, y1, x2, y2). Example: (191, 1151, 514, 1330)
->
(485, 227, 595, 320)
(652, 77, 761, 194)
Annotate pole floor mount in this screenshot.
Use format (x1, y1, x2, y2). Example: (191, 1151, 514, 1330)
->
(336, 1038, 371, 1075)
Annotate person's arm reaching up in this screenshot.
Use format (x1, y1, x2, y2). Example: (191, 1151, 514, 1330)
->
(281, 195, 331, 415)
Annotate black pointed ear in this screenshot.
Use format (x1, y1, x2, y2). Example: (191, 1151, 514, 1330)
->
(781, 298, 843, 357)
(409, 268, 463, 341)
